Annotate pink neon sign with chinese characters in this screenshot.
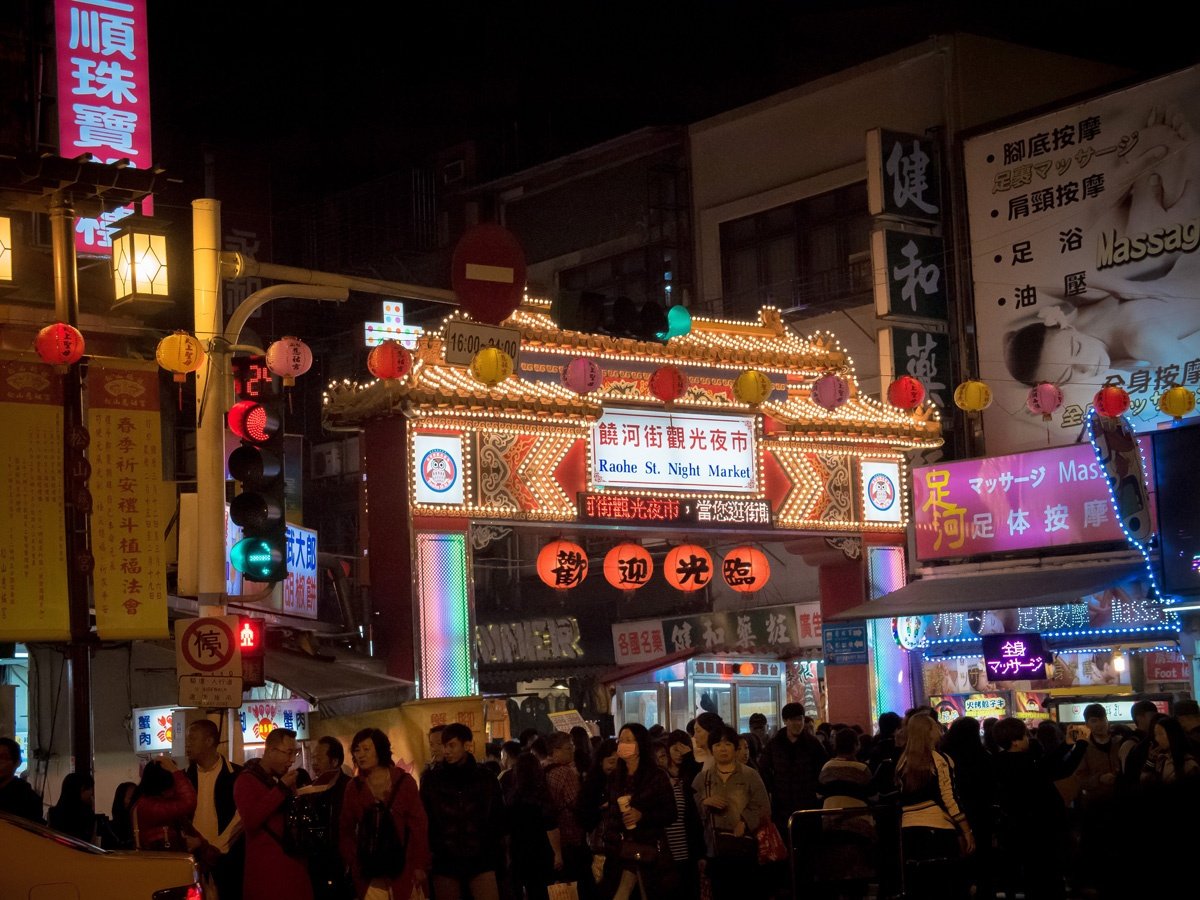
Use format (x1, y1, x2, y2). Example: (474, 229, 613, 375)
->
(913, 440, 1156, 561)
(55, 0, 153, 255)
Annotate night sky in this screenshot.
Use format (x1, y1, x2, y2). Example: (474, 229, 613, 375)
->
(148, 1, 1200, 207)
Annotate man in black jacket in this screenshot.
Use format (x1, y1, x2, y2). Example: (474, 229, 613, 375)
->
(0, 737, 43, 823)
(758, 702, 829, 832)
(420, 723, 506, 900)
(184, 718, 245, 900)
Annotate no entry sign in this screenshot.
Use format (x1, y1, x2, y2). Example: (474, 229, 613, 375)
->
(451, 224, 527, 325)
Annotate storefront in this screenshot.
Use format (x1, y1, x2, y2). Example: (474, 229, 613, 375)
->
(326, 301, 942, 728)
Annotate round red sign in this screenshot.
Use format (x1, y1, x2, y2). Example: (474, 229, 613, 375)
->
(181, 618, 237, 673)
(451, 224, 527, 325)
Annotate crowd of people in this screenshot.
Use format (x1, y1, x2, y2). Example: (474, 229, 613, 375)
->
(2, 698, 1200, 900)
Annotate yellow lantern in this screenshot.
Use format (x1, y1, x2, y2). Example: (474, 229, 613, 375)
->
(953, 379, 993, 413)
(155, 330, 206, 383)
(733, 369, 773, 406)
(470, 347, 514, 386)
(1158, 384, 1196, 421)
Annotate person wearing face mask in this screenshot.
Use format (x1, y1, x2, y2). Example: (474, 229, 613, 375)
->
(599, 724, 677, 900)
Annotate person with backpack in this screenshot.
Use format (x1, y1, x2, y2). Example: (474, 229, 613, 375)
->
(340, 727, 430, 900)
(420, 722, 506, 900)
(234, 727, 313, 900)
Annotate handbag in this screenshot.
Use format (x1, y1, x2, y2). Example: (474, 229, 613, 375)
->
(713, 829, 758, 861)
(617, 833, 661, 864)
(756, 819, 788, 863)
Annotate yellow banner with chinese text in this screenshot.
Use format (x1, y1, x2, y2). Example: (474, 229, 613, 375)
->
(89, 359, 169, 639)
(0, 352, 68, 641)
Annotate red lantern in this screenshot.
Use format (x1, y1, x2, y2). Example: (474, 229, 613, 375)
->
(368, 340, 413, 380)
(35, 322, 85, 367)
(537, 540, 588, 589)
(649, 365, 687, 404)
(887, 375, 925, 410)
(1026, 382, 1064, 421)
(1094, 384, 1130, 418)
(664, 544, 713, 592)
(721, 545, 771, 593)
(603, 542, 653, 591)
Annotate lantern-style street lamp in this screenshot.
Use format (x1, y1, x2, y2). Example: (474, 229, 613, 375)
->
(111, 214, 170, 309)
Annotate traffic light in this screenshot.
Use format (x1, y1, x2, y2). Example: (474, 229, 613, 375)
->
(238, 616, 266, 688)
(227, 355, 287, 583)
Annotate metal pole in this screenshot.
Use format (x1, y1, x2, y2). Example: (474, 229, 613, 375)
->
(50, 198, 93, 777)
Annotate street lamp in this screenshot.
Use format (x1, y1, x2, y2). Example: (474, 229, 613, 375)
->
(0, 213, 12, 282)
(111, 214, 170, 309)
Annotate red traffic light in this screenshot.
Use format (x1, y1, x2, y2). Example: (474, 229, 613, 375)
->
(227, 400, 280, 444)
(238, 617, 265, 656)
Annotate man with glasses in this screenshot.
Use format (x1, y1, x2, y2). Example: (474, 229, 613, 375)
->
(234, 728, 313, 900)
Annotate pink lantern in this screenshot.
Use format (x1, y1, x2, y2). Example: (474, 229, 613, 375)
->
(887, 375, 925, 410)
(1026, 382, 1064, 421)
(811, 373, 850, 410)
(266, 336, 313, 387)
(561, 357, 602, 394)
(35, 322, 85, 367)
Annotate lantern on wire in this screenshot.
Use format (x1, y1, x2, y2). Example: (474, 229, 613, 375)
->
(1158, 384, 1196, 422)
(561, 356, 602, 394)
(721, 545, 771, 593)
(664, 543, 714, 592)
(537, 539, 589, 590)
(811, 373, 850, 411)
(732, 369, 773, 406)
(887, 375, 925, 410)
(155, 330, 207, 409)
(266, 336, 312, 387)
(1093, 384, 1131, 418)
(952, 379, 993, 415)
(367, 340, 413, 381)
(603, 542, 653, 592)
(470, 346, 514, 386)
(649, 365, 687, 405)
(34, 322, 85, 369)
(1026, 382, 1064, 421)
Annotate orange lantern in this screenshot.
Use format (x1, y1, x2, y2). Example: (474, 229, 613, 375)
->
(537, 540, 588, 589)
(35, 322, 85, 367)
(721, 545, 771, 592)
(664, 544, 713, 592)
(603, 542, 653, 591)
(368, 340, 413, 380)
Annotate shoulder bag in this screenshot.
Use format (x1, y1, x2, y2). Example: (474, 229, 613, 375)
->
(704, 770, 758, 861)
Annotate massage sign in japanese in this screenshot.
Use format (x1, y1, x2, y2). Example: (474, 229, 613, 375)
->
(912, 439, 1155, 561)
(982, 633, 1048, 681)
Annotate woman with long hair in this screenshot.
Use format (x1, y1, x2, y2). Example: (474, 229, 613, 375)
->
(660, 730, 704, 899)
(691, 713, 725, 767)
(939, 717, 995, 898)
(130, 756, 196, 851)
(100, 780, 137, 849)
(504, 751, 563, 900)
(895, 715, 973, 899)
(1149, 716, 1200, 784)
(338, 728, 430, 900)
(570, 725, 593, 777)
(600, 724, 677, 900)
(48, 772, 97, 843)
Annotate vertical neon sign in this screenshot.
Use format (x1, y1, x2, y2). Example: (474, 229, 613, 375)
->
(55, 0, 153, 255)
(416, 532, 476, 698)
(867, 545, 912, 724)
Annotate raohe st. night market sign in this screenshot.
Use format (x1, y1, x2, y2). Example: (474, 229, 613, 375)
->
(912, 439, 1155, 560)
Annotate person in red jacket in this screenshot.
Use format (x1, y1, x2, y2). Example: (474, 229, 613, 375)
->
(131, 755, 196, 850)
(234, 727, 313, 900)
(340, 727, 430, 900)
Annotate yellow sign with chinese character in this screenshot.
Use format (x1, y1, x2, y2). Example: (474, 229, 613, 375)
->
(0, 352, 68, 641)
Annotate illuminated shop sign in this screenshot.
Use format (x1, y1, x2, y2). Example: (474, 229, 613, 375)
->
(912, 439, 1155, 560)
(477, 616, 584, 665)
(413, 433, 464, 505)
(133, 706, 173, 752)
(861, 460, 903, 524)
(982, 632, 1047, 681)
(1057, 699, 1169, 724)
(578, 493, 772, 528)
(590, 408, 757, 493)
(238, 699, 311, 743)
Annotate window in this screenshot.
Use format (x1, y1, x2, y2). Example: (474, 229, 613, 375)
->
(719, 182, 871, 319)
(560, 244, 675, 309)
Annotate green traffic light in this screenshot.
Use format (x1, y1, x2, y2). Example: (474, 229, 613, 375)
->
(230, 536, 285, 581)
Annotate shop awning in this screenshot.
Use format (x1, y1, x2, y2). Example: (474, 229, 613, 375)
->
(265, 650, 415, 718)
(601, 648, 699, 685)
(826, 557, 1147, 622)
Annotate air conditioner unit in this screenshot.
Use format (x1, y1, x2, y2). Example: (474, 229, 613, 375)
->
(311, 442, 343, 479)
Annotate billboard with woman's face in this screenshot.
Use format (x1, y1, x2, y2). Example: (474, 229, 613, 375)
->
(965, 65, 1200, 453)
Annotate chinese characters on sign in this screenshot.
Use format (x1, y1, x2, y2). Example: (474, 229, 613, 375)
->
(981, 633, 1048, 681)
(239, 699, 310, 743)
(282, 524, 319, 619)
(54, 0, 154, 255)
(873, 229, 947, 321)
(591, 409, 758, 493)
(477, 617, 584, 665)
(133, 706, 173, 752)
(610, 603, 817, 666)
(175, 615, 243, 708)
(880, 325, 951, 414)
(822, 621, 868, 666)
(579, 493, 772, 528)
(913, 439, 1155, 560)
(867, 129, 941, 221)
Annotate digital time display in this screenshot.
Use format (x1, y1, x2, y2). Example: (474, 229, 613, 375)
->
(231, 355, 277, 400)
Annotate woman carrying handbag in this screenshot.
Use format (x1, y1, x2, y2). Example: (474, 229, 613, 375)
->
(692, 726, 771, 899)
